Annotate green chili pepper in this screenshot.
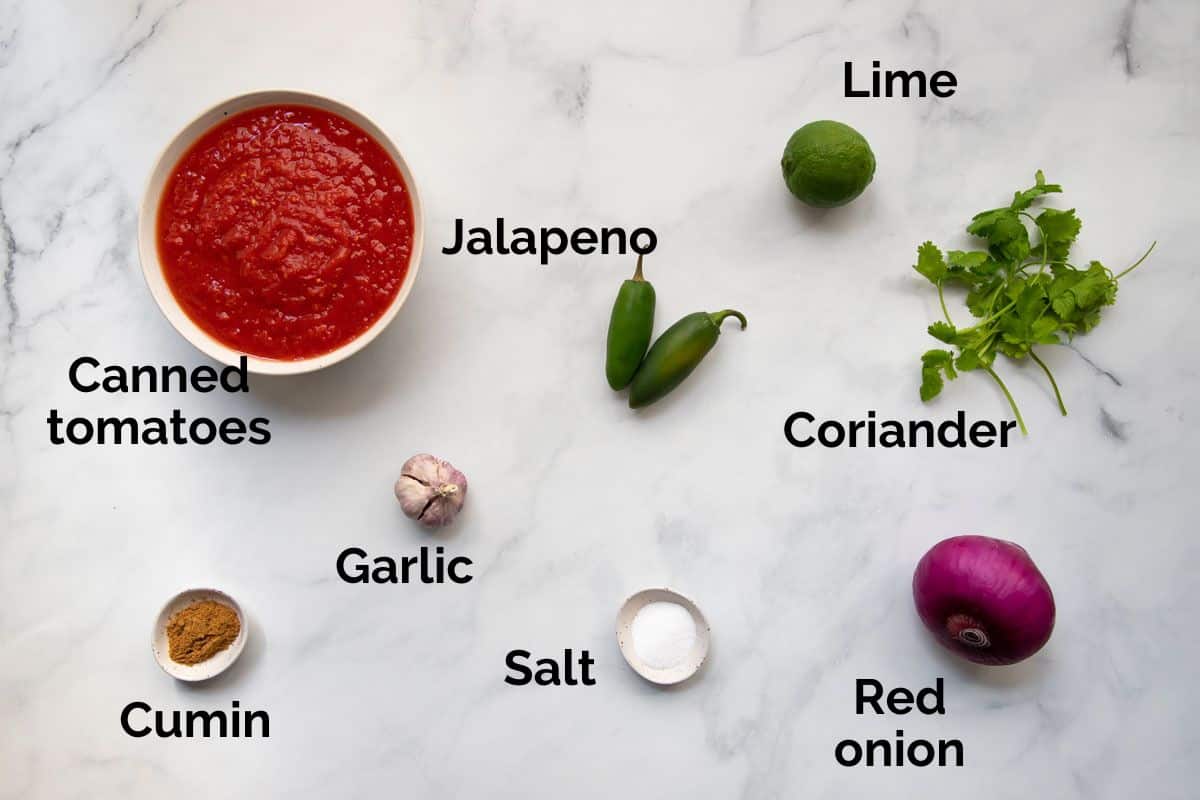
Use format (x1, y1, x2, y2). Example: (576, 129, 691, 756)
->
(628, 309, 747, 408)
(605, 255, 656, 390)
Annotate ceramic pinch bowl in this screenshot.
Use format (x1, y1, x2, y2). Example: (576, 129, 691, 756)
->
(152, 588, 248, 682)
(616, 587, 710, 686)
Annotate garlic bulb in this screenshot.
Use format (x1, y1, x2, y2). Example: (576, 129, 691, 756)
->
(394, 454, 468, 528)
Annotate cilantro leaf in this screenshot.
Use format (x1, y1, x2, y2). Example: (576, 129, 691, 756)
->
(955, 348, 984, 371)
(1047, 261, 1117, 329)
(944, 250, 994, 285)
(966, 208, 1010, 239)
(913, 241, 946, 284)
(1048, 265, 1085, 315)
(1031, 317, 1061, 344)
(989, 212, 1032, 264)
(947, 250, 989, 270)
(1009, 169, 1063, 212)
(968, 209, 1030, 264)
(927, 321, 958, 343)
(965, 277, 1002, 318)
(1050, 293, 1075, 317)
(1074, 262, 1118, 310)
(995, 339, 1027, 359)
(1034, 207, 1081, 263)
(920, 349, 957, 401)
(1014, 281, 1045, 323)
(1005, 275, 1028, 303)
(970, 258, 1002, 277)
(1077, 309, 1102, 333)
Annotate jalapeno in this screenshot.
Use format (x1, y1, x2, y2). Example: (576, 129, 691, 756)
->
(628, 309, 747, 408)
(605, 255, 656, 390)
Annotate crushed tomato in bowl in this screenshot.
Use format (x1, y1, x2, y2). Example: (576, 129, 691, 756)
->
(157, 104, 414, 360)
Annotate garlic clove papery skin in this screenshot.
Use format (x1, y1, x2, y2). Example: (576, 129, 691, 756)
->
(395, 454, 468, 528)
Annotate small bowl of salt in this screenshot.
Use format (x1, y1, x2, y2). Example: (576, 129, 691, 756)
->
(616, 587, 710, 685)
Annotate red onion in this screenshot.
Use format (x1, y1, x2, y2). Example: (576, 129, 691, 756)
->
(913, 535, 1055, 666)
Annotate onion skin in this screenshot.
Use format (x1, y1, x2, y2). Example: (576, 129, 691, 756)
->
(913, 535, 1055, 666)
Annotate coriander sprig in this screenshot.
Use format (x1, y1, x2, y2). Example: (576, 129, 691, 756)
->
(913, 170, 1154, 435)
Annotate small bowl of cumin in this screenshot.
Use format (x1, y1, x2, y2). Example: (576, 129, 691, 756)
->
(152, 588, 248, 681)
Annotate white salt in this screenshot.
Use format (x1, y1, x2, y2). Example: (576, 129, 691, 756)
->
(630, 601, 697, 669)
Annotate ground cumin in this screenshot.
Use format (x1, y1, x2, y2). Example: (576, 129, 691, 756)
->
(167, 600, 240, 665)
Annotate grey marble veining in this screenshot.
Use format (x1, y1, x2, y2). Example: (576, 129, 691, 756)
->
(2, 1, 1199, 797)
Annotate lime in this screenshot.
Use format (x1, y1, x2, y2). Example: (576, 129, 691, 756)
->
(781, 120, 876, 208)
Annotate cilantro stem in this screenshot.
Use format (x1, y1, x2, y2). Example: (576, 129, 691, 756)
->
(978, 331, 998, 354)
(1115, 241, 1156, 280)
(937, 281, 954, 326)
(1029, 349, 1067, 416)
(983, 366, 1028, 435)
(983, 283, 1004, 317)
(960, 299, 1018, 334)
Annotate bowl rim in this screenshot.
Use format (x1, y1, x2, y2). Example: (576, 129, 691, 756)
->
(615, 586, 711, 686)
(151, 587, 248, 682)
(137, 89, 425, 375)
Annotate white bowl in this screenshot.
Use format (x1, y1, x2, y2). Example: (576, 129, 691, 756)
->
(137, 90, 424, 375)
(152, 588, 248, 682)
(616, 587, 711, 685)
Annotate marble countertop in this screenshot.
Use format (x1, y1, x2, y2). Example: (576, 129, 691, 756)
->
(2, 1, 1198, 797)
